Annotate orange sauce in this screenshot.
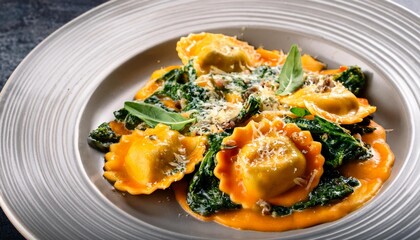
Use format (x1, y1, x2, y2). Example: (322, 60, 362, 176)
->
(173, 120, 394, 231)
(109, 120, 131, 136)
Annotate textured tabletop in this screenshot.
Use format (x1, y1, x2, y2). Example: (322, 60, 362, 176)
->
(0, 0, 418, 239)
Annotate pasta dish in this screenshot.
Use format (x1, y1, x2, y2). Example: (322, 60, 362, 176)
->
(87, 33, 394, 231)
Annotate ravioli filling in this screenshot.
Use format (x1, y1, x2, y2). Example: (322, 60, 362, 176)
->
(238, 135, 306, 199)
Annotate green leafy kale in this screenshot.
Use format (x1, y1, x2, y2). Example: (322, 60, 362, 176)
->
(292, 171, 359, 210)
(158, 68, 186, 100)
(180, 82, 209, 111)
(271, 170, 359, 216)
(87, 122, 120, 152)
(187, 133, 240, 216)
(231, 75, 249, 92)
(143, 95, 173, 111)
(157, 80, 209, 112)
(285, 116, 372, 168)
(232, 95, 261, 126)
(113, 108, 128, 121)
(183, 59, 197, 81)
(111, 60, 202, 131)
(113, 108, 142, 130)
(152, 60, 197, 100)
(252, 65, 280, 79)
(152, 60, 209, 112)
(341, 116, 376, 135)
(334, 66, 366, 96)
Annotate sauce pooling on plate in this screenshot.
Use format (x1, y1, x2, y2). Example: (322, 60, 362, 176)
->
(173, 120, 394, 231)
(88, 32, 394, 231)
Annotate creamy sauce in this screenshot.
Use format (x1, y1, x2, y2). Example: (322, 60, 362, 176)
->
(173, 121, 394, 231)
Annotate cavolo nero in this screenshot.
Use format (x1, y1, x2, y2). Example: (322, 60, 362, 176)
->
(334, 66, 366, 96)
(87, 122, 120, 153)
(285, 115, 372, 169)
(270, 170, 359, 217)
(187, 133, 240, 216)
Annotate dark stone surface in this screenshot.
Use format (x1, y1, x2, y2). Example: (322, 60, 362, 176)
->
(0, 0, 107, 91)
(0, 1, 107, 238)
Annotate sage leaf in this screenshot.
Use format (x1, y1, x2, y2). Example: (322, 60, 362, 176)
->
(276, 44, 304, 95)
(124, 101, 195, 131)
(290, 107, 311, 117)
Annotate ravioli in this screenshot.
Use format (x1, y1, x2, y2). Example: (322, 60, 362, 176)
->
(176, 33, 327, 76)
(104, 124, 206, 194)
(280, 78, 376, 124)
(176, 32, 258, 75)
(215, 118, 324, 208)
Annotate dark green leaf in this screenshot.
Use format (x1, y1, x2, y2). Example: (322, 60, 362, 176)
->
(232, 96, 261, 126)
(341, 116, 375, 135)
(144, 95, 174, 111)
(334, 66, 366, 96)
(271, 170, 359, 216)
(276, 44, 304, 95)
(285, 116, 372, 168)
(180, 82, 209, 111)
(292, 170, 359, 210)
(124, 101, 195, 131)
(158, 69, 184, 100)
(87, 122, 120, 152)
(113, 108, 142, 130)
(154, 60, 207, 112)
(183, 59, 197, 82)
(187, 133, 240, 215)
(113, 108, 129, 121)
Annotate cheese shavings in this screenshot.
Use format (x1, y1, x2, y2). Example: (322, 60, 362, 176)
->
(103, 124, 206, 195)
(214, 118, 324, 208)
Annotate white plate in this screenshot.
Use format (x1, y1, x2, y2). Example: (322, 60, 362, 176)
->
(1, 1, 419, 239)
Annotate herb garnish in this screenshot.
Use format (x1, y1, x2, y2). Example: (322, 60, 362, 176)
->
(290, 107, 311, 117)
(276, 44, 304, 95)
(124, 101, 195, 131)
